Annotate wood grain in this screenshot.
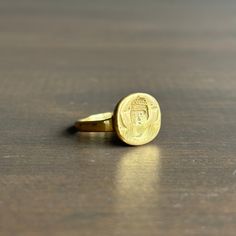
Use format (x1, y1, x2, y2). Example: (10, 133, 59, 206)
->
(0, 0, 236, 235)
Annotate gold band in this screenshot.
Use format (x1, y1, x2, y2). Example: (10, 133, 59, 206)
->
(74, 112, 114, 132)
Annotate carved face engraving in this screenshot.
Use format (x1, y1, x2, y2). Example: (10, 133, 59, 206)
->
(130, 97, 149, 126)
(131, 110, 148, 125)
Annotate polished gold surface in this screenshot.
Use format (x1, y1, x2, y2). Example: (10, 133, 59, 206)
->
(114, 93, 161, 145)
(75, 112, 113, 132)
(75, 93, 161, 145)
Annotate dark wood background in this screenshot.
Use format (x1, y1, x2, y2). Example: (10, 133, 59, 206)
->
(0, 0, 236, 235)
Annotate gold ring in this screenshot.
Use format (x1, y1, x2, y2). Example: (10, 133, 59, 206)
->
(75, 93, 161, 146)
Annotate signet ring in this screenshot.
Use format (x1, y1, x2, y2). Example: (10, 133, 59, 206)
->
(74, 93, 161, 146)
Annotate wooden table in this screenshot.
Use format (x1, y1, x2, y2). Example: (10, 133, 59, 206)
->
(0, 1, 235, 235)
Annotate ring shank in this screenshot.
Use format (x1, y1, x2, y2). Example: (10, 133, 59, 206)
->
(74, 112, 114, 132)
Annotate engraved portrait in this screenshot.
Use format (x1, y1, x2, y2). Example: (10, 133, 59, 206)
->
(118, 95, 160, 143)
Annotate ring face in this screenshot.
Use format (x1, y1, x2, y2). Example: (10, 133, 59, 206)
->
(114, 93, 161, 145)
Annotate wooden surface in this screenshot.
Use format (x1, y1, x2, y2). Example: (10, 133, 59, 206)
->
(0, 1, 236, 235)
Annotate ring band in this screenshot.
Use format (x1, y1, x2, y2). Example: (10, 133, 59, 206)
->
(74, 93, 161, 146)
(75, 112, 114, 132)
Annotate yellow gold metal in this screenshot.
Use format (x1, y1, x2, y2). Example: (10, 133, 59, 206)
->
(75, 112, 114, 132)
(75, 93, 161, 146)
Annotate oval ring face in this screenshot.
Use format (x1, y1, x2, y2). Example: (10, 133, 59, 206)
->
(114, 93, 161, 145)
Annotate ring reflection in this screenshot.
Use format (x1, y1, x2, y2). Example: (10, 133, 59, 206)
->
(115, 145, 161, 210)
